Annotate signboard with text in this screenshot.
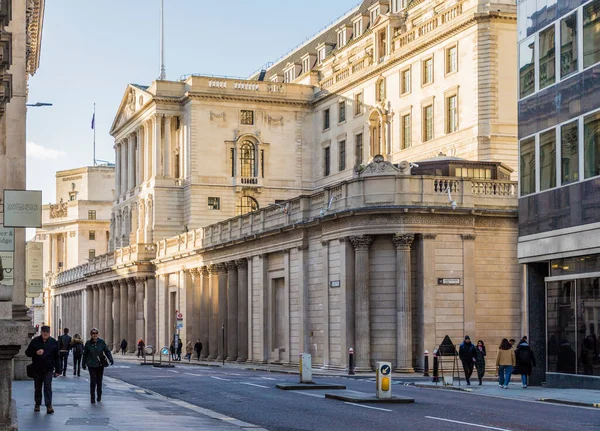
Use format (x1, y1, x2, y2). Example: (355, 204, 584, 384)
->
(26, 242, 43, 297)
(0, 227, 15, 252)
(0, 251, 14, 286)
(3, 190, 43, 228)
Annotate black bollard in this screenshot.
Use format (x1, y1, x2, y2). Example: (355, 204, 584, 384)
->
(348, 347, 355, 375)
(424, 350, 430, 377)
(432, 351, 439, 383)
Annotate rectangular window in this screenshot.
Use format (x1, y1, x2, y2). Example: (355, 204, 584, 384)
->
(88, 249, 96, 260)
(89, 231, 96, 241)
(561, 120, 579, 184)
(230, 148, 235, 177)
(520, 137, 536, 196)
(423, 105, 434, 142)
(519, 36, 535, 98)
(339, 140, 346, 171)
(446, 95, 458, 133)
(354, 92, 364, 116)
(208, 197, 221, 210)
(319, 48, 326, 63)
(261, 149, 265, 178)
(302, 57, 310, 73)
(422, 58, 433, 85)
(355, 133, 363, 165)
(324, 147, 331, 176)
(446, 46, 457, 74)
(560, 13, 578, 78)
(339, 101, 346, 123)
(354, 20, 362, 38)
(338, 31, 344, 48)
(584, 112, 600, 179)
(88, 210, 96, 220)
(584, 0, 600, 68)
(539, 26, 556, 90)
(401, 68, 411, 94)
(240, 110, 254, 125)
(540, 129, 557, 190)
(402, 114, 411, 149)
(323, 109, 330, 130)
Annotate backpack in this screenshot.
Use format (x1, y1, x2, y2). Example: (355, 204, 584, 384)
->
(74, 343, 84, 356)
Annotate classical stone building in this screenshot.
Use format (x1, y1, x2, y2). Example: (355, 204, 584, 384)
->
(47, 0, 521, 370)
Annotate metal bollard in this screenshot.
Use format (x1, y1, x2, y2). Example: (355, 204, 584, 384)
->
(348, 347, 355, 375)
(423, 350, 430, 377)
(432, 350, 439, 383)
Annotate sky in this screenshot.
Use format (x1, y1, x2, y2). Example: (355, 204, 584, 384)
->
(26, 0, 360, 205)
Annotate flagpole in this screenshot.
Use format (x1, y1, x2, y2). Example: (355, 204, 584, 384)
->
(93, 103, 96, 166)
(159, 0, 166, 80)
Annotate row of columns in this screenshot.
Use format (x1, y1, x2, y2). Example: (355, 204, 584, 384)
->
(52, 290, 84, 337)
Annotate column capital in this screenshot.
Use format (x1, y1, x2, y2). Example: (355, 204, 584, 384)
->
(199, 266, 209, 276)
(188, 268, 200, 280)
(350, 235, 374, 251)
(234, 259, 248, 269)
(118, 278, 128, 288)
(213, 263, 226, 274)
(225, 261, 237, 272)
(392, 234, 414, 250)
(134, 277, 146, 287)
(461, 234, 476, 241)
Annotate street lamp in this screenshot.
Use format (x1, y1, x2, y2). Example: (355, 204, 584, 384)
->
(26, 102, 53, 107)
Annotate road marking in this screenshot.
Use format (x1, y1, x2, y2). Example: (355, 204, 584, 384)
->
(228, 373, 242, 376)
(261, 377, 276, 380)
(291, 391, 324, 398)
(240, 382, 269, 389)
(344, 402, 392, 412)
(425, 416, 514, 431)
(166, 370, 179, 374)
(211, 376, 231, 382)
(185, 373, 209, 377)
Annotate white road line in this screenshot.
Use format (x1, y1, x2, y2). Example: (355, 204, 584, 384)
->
(166, 370, 179, 373)
(344, 402, 392, 412)
(185, 373, 209, 377)
(291, 391, 324, 398)
(211, 376, 231, 382)
(261, 377, 276, 380)
(240, 382, 269, 389)
(425, 416, 514, 431)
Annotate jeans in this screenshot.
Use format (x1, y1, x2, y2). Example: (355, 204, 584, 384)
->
(60, 352, 69, 375)
(34, 370, 54, 406)
(521, 374, 528, 386)
(498, 365, 513, 386)
(462, 361, 474, 382)
(73, 355, 82, 375)
(88, 367, 104, 400)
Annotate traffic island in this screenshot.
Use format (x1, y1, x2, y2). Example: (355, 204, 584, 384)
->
(276, 383, 347, 390)
(324, 390, 414, 404)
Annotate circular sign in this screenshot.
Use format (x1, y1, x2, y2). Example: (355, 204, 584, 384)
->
(380, 364, 391, 376)
(161, 347, 169, 355)
(176, 312, 183, 320)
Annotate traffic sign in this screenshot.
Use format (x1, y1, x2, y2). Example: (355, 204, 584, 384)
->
(161, 347, 169, 355)
(380, 363, 391, 376)
(176, 322, 183, 330)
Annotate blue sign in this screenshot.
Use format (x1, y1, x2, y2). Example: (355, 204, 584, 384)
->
(161, 347, 169, 355)
(380, 364, 391, 376)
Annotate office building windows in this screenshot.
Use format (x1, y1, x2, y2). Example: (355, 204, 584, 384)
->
(584, 111, 600, 179)
(539, 26, 556, 89)
(561, 120, 579, 185)
(519, 36, 535, 98)
(540, 129, 557, 191)
(584, 1, 600, 68)
(560, 13, 578, 78)
(520, 137, 536, 196)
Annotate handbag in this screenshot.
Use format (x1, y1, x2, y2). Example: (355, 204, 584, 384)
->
(93, 347, 109, 368)
(26, 364, 35, 379)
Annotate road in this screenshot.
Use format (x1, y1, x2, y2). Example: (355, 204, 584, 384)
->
(105, 362, 599, 431)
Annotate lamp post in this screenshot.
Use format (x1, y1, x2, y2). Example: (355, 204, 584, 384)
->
(26, 102, 53, 107)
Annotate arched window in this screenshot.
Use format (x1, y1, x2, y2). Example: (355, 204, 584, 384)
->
(236, 196, 259, 216)
(240, 141, 256, 178)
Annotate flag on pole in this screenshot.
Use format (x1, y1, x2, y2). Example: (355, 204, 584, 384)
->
(91, 112, 95, 130)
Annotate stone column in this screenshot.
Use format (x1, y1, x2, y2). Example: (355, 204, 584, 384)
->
(462, 234, 477, 337)
(85, 286, 93, 336)
(207, 265, 219, 360)
(145, 276, 157, 348)
(164, 116, 171, 177)
(121, 139, 128, 196)
(153, 115, 162, 178)
(92, 285, 99, 332)
(191, 269, 201, 348)
(114, 143, 121, 196)
(144, 122, 152, 181)
(135, 277, 145, 345)
(98, 284, 106, 339)
(226, 262, 238, 362)
(350, 235, 374, 370)
(217, 264, 227, 361)
(136, 129, 143, 186)
(128, 133, 136, 190)
(127, 278, 136, 353)
(104, 283, 114, 351)
(199, 267, 209, 359)
(112, 281, 120, 353)
(119, 279, 128, 349)
(236, 259, 248, 362)
(393, 234, 415, 372)
(185, 270, 194, 344)
(417, 233, 437, 369)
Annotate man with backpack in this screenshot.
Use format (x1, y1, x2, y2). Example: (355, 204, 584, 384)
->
(58, 328, 72, 377)
(71, 334, 84, 376)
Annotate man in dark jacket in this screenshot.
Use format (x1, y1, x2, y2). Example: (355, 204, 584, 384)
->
(194, 340, 202, 361)
(515, 338, 536, 388)
(57, 328, 72, 377)
(458, 335, 477, 385)
(25, 325, 61, 414)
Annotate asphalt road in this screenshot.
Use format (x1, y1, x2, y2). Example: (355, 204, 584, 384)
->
(104, 362, 599, 431)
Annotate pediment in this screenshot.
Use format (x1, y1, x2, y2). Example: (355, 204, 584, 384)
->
(356, 155, 411, 177)
(110, 84, 152, 136)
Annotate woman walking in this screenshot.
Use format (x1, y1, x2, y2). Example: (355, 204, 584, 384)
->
(82, 328, 114, 403)
(496, 338, 516, 388)
(515, 337, 536, 388)
(185, 341, 193, 362)
(71, 334, 84, 377)
(475, 340, 487, 385)
(120, 339, 127, 355)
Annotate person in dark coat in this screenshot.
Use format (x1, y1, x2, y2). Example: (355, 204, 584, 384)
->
(82, 328, 114, 403)
(57, 328, 72, 377)
(71, 334, 84, 376)
(25, 325, 61, 414)
(194, 339, 203, 361)
(120, 339, 127, 355)
(458, 335, 477, 385)
(137, 339, 145, 358)
(515, 337, 536, 388)
(475, 340, 487, 385)
(170, 342, 175, 360)
(176, 339, 182, 361)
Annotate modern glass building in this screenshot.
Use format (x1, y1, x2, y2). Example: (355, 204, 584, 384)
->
(517, 0, 600, 388)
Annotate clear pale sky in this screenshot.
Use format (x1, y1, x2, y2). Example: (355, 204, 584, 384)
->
(26, 0, 358, 205)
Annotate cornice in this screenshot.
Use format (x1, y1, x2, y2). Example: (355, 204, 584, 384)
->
(26, 0, 45, 76)
(184, 93, 311, 108)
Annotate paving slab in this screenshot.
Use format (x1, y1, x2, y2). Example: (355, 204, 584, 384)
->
(324, 390, 414, 404)
(276, 382, 346, 390)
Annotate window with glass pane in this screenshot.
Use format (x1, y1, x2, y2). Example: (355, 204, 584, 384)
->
(584, 112, 600, 179)
(423, 58, 433, 85)
(519, 36, 535, 98)
(520, 137, 536, 196)
(236, 196, 258, 216)
(323, 109, 330, 130)
(584, 0, 600, 68)
(354, 93, 363, 115)
(401, 68, 411, 94)
(561, 121, 579, 184)
(577, 277, 600, 376)
(339, 101, 346, 123)
(324, 147, 331, 176)
(446, 46, 457, 73)
(240, 141, 256, 177)
(89, 249, 96, 260)
(540, 129, 557, 190)
(402, 114, 411, 149)
(339, 140, 346, 171)
(560, 13, 578, 78)
(355, 133, 363, 165)
(547, 280, 577, 374)
(423, 105, 433, 142)
(539, 26, 556, 89)
(447, 95, 457, 133)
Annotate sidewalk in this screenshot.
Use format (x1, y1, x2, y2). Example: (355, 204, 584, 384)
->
(12, 372, 268, 431)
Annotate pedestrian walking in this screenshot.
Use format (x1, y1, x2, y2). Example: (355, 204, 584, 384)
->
(120, 339, 127, 355)
(137, 339, 145, 358)
(82, 328, 114, 404)
(475, 340, 487, 385)
(194, 339, 202, 361)
(25, 325, 61, 414)
(515, 337, 536, 388)
(176, 339, 182, 361)
(496, 338, 516, 388)
(458, 335, 477, 385)
(71, 334, 84, 377)
(57, 328, 72, 377)
(185, 340, 193, 362)
(170, 341, 175, 360)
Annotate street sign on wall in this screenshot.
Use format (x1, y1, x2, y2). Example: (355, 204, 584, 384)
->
(26, 242, 43, 297)
(3, 190, 43, 228)
(0, 227, 15, 252)
(0, 251, 14, 286)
